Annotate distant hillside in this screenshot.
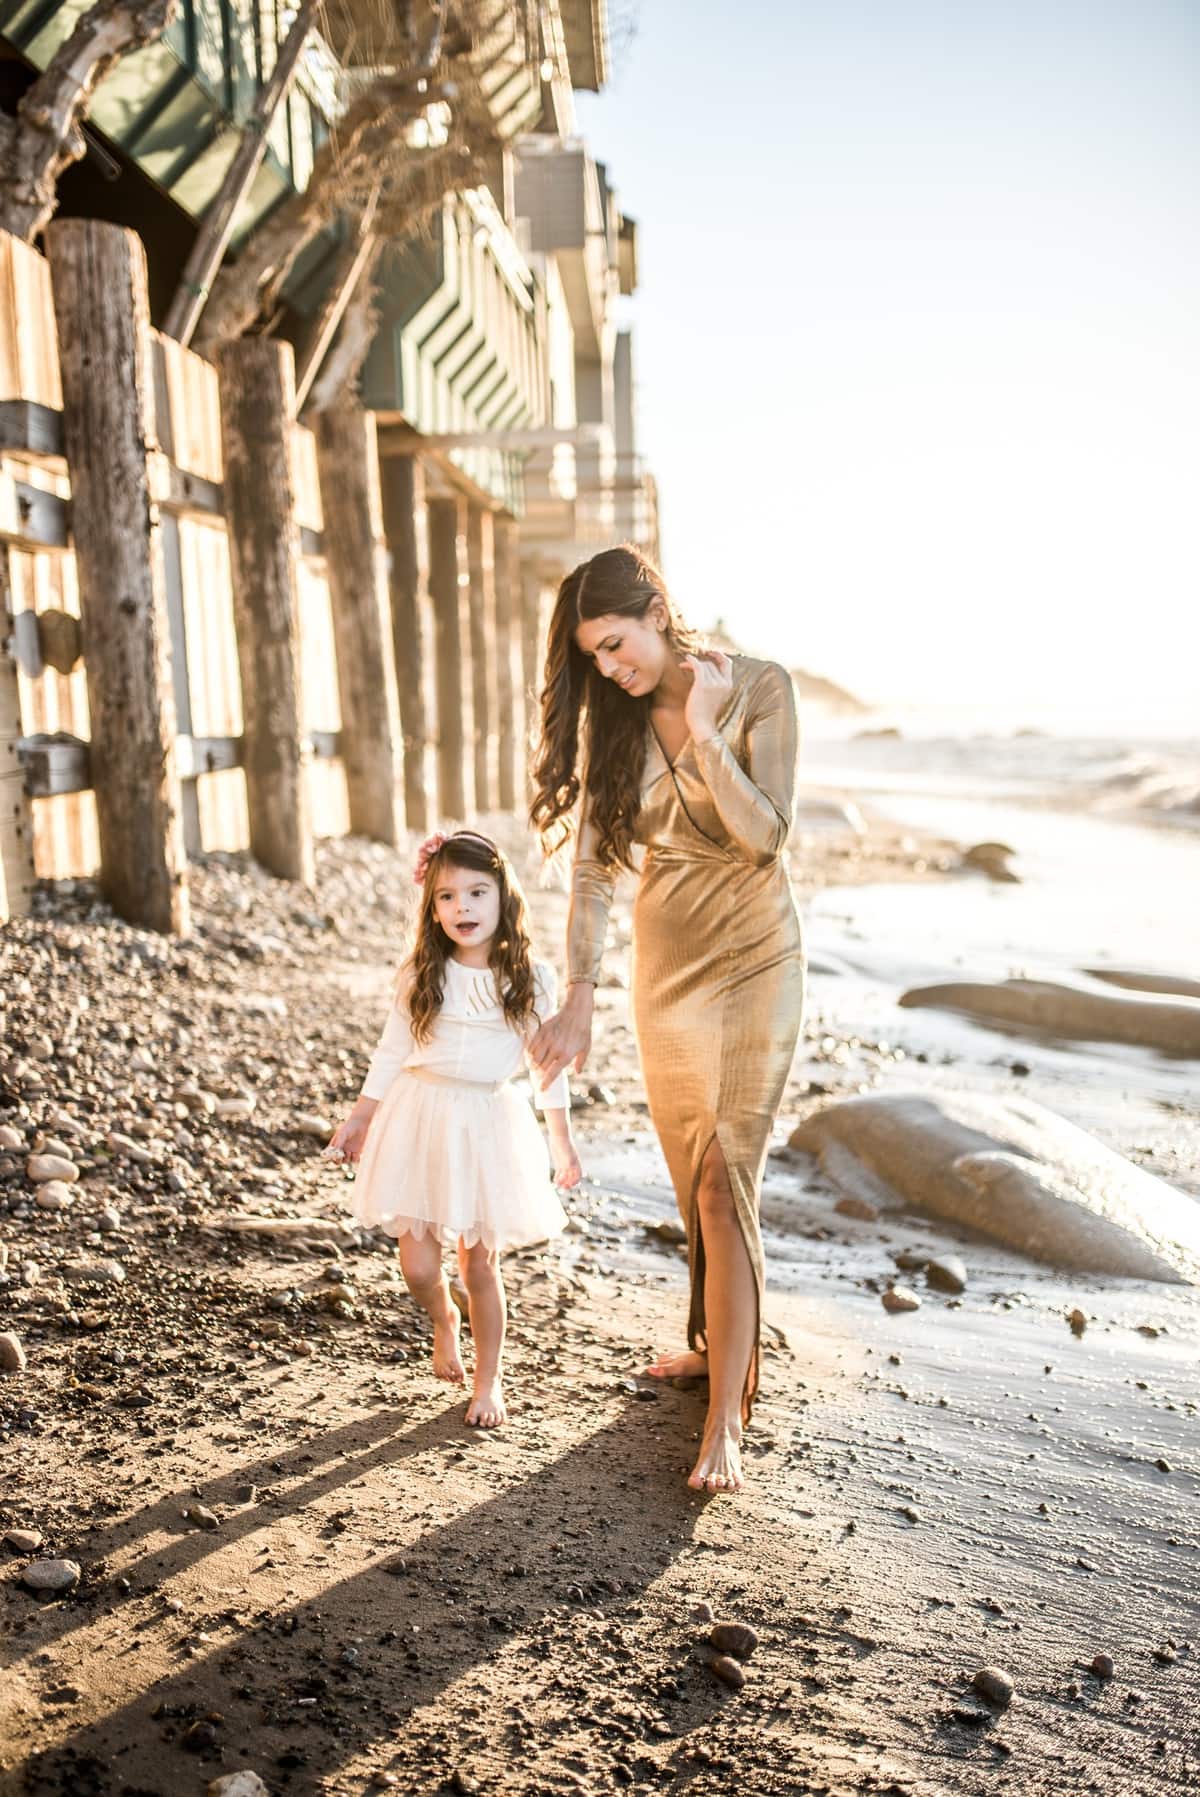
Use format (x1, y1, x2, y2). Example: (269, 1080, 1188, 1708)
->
(705, 620, 868, 715)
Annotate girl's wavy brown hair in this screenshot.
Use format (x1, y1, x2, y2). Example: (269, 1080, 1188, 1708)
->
(405, 833, 538, 1044)
(530, 544, 703, 871)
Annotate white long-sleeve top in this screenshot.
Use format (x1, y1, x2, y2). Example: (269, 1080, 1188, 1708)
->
(360, 958, 571, 1112)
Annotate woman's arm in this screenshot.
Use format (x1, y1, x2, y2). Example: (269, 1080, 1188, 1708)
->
(529, 817, 616, 1086)
(691, 661, 799, 864)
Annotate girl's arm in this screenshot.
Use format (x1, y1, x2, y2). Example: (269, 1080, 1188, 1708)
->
(326, 981, 414, 1163)
(690, 661, 799, 864)
(543, 1106, 583, 1191)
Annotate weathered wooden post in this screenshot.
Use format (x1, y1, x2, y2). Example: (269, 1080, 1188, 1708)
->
(313, 399, 403, 844)
(465, 503, 497, 813)
(378, 453, 434, 833)
(520, 560, 549, 739)
(492, 517, 522, 811)
(215, 336, 314, 885)
(45, 218, 189, 933)
(427, 494, 472, 821)
(0, 547, 36, 919)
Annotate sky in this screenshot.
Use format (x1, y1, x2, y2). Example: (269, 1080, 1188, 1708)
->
(576, 0, 1200, 731)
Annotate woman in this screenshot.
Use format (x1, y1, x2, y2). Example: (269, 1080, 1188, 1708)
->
(528, 545, 805, 1493)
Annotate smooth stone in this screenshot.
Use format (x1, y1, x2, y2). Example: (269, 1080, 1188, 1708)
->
(692, 1601, 715, 1623)
(295, 1113, 333, 1137)
(882, 1286, 922, 1314)
(208, 1777, 271, 1797)
(35, 1181, 74, 1211)
(184, 1504, 220, 1531)
(972, 1666, 1015, 1707)
(4, 1528, 44, 1553)
(710, 1653, 746, 1690)
(1091, 1653, 1115, 1680)
(0, 1332, 27, 1372)
(26, 1154, 79, 1184)
(926, 1253, 968, 1294)
(1068, 1308, 1088, 1337)
(22, 1558, 81, 1593)
(216, 1097, 256, 1120)
(0, 1125, 24, 1150)
(62, 1259, 126, 1285)
(710, 1621, 758, 1660)
(834, 1195, 879, 1222)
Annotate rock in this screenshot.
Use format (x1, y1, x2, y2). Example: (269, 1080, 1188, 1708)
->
(4, 1528, 44, 1553)
(1155, 1457, 1171, 1473)
(1091, 1653, 1115, 1680)
(926, 1253, 967, 1294)
(95, 1206, 122, 1232)
(962, 841, 1020, 882)
(106, 1132, 155, 1164)
(641, 1219, 687, 1245)
(710, 1622, 758, 1660)
(295, 1113, 333, 1138)
(0, 1125, 24, 1150)
(35, 1180, 74, 1211)
(834, 1195, 879, 1222)
(587, 1083, 617, 1106)
(216, 1097, 256, 1120)
(692, 1601, 715, 1623)
(183, 1720, 219, 1750)
(21, 1558, 81, 1594)
(972, 1666, 1015, 1707)
(26, 1154, 79, 1184)
(62, 1259, 126, 1285)
(710, 1654, 746, 1690)
(0, 1332, 27, 1372)
(1068, 1308, 1087, 1337)
(882, 1286, 922, 1314)
(900, 976, 1200, 1055)
(208, 1776, 270, 1797)
(183, 1504, 220, 1531)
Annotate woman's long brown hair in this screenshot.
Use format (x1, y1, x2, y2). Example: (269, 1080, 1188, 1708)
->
(405, 834, 538, 1044)
(530, 544, 703, 870)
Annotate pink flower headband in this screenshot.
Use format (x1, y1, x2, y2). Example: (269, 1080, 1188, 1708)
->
(412, 829, 498, 886)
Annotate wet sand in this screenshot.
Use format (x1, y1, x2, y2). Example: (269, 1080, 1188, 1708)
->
(2, 790, 1198, 1794)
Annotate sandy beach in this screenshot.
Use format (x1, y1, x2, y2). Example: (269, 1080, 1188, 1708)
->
(2, 739, 1198, 1795)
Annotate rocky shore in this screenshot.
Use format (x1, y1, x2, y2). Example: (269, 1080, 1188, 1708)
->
(1, 804, 1197, 1795)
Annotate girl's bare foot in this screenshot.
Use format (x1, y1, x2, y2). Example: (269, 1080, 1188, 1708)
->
(465, 1377, 506, 1427)
(688, 1412, 744, 1493)
(431, 1308, 465, 1384)
(645, 1348, 708, 1380)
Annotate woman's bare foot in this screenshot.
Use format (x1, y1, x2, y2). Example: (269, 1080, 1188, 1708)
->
(465, 1377, 506, 1427)
(431, 1308, 465, 1384)
(688, 1413, 744, 1493)
(645, 1348, 708, 1380)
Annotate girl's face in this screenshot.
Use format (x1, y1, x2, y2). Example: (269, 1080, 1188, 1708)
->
(575, 604, 670, 699)
(431, 863, 501, 954)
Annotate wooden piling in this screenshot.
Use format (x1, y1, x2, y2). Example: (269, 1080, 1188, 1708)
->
(45, 218, 189, 933)
(378, 454, 435, 833)
(215, 336, 314, 885)
(427, 495, 472, 821)
(520, 560, 549, 738)
(465, 503, 496, 813)
(492, 517, 521, 812)
(313, 400, 402, 844)
(0, 546, 36, 919)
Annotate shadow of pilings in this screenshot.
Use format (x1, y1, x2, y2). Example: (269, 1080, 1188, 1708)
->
(16, 1395, 713, 1796)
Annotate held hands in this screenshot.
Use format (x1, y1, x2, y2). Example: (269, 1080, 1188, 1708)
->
(681, 648, 733, 743)
(528, 983, 594, 1089)
(322, 1096, 379, 1166)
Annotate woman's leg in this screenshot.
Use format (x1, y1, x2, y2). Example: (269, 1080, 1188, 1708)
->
(397, 1232, 464, 1384)
(688, 1137, 756, 1491)
(458, 1239, 508, 1427)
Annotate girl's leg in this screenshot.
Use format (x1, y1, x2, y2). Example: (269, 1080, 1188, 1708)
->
(458, 1239, 507, 1427)
(687, 1138, 756, 1492)
(397, 1231, 464, 1384)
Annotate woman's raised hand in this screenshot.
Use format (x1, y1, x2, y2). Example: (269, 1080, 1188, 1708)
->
(681, 648, 733, 743)
(529, 985, 594, 1088)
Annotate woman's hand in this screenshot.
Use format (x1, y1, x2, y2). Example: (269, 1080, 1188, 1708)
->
(529, 983, 594, 1088)
(323, 1096, 379, 1165)
(681, 649, 733, 744)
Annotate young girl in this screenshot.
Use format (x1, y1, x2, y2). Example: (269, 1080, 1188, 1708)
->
(325, 829, 581, 1427)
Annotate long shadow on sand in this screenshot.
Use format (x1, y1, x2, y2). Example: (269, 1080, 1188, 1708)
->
(16, 1394, 716, 1794)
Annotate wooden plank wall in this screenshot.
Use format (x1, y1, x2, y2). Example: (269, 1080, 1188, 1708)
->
(0, 231, 356, 909)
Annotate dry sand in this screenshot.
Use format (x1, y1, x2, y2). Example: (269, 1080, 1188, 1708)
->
(1, 799, 1197, 1796)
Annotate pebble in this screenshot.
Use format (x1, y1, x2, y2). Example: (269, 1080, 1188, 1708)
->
(1154, 1458, 1171, 1473)
(183, 1504, 220, 1531)
(0, 1124, 25, 1150)
(216, 1097, 256, 1120)
(692, 1601, 715, 1623)
(882, 1285, 922, 1314)
(893, 1249, 929, 1271)
(710, 1654, 746, 1690)
(710, 1622, 758, 1660)
(0, 1332, 27, 1372)
(21, 1558, 81, 1593)
(926, 1253, 968, 1294)
(295, 1112, 334, 1137)
(35, 1180, 74, 1211)
(1067, 1308, 1088, 1337)
(62, 1259, 126, 1284)
(4, 1528, 44, 1553)
(208, 1776, 270, 1797)
(834, 1196, 879, 1222)
(972, 1666, 1015, 1707)
(1090, 1652, 1115, 1680)
(26, 1153, 79, 1184)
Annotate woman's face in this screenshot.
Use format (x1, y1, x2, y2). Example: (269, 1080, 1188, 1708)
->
(575, 605, 670, 699)
(431, 863, 501, 952)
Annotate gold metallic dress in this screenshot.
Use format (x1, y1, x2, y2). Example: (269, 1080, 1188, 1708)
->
(568, 656, 805, 1412)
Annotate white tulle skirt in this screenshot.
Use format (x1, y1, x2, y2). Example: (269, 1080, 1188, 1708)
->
(351, 1067, 567, 1253)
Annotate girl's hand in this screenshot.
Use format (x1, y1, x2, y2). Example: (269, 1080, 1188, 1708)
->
(323, 1097, 378, 1165)
(529, 984, 594, 1087)
(553, 1144, 583, 1192)
(681, 648, 733, 743)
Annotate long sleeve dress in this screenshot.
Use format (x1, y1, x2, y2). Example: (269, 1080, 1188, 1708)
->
(568, 656, 805, 1412)
(350, 958, 570, 1252)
